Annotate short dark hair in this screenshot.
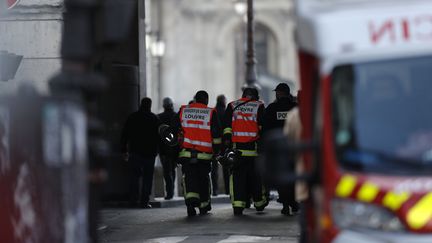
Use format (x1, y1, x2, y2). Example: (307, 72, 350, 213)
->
(242, 87, 259, 100)
(195, 90, 209, 105)
(216, 94, 226, 105)
(162, 97, 173, 110)
(140, 97, 152, 110)
(273, 83, 291, 94)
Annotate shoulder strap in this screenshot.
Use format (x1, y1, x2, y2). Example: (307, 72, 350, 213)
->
(233, 99, 254, 112)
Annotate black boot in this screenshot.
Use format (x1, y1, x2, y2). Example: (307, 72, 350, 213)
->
(245, 200, 251, 209)
(199, 204, 212, 215)
(233, 207, 244, 216)
(291, 203, 300, 214)
(281, 205, 291, 215)
(255, 200, 269, 212)
(187, 206, 196, 217)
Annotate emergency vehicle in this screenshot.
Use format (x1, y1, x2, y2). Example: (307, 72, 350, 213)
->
(283, 0, 432, 242)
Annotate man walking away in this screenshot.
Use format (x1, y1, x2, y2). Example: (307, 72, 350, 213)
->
(211, 95, 228, 196)
(263, 83, 298, 215)
(121, 97, 160, 208)
(172, 91, 222, 217)
(223, 88, 268, 216)
(158, 97, 178, 200)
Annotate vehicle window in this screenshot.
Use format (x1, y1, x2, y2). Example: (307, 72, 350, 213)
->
(332, 56, 432, 174)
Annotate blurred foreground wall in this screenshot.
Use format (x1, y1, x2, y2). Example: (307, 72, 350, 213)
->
(1, 0, 142, 202)
(0, 0, 63, 95)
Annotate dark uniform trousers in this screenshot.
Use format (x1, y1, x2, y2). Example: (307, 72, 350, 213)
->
(211, 159, 219, 195)
(160, 154, 176, 198)
(278, 182, 299, 210)
(230, 156, 267, 209)
(278, 161, 299, 211)
(128, 153, 156, 205)
(182, 160, 212, 209)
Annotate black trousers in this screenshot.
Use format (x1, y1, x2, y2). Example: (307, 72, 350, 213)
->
(128, 154, 156, 204)
(222, 164, 230, 195)
(211, 159, 219, 195)
(213, 161, 233, 195)
(230, 156, 267, 209)
(160, 154, 176, 198)
(277, 161, 298, 211)
(278, 183, 299, 211)
(182, 160, 211, 209)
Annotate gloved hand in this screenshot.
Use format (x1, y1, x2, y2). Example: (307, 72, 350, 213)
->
(218, 148, 240, 168)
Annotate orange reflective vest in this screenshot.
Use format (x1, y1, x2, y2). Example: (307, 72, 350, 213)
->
(179, 103, 214, 153)
(229, 98, 262, 143)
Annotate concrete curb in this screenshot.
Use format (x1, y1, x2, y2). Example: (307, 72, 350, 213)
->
(102, 195, 231, 209)
(151, 195, 230, 208)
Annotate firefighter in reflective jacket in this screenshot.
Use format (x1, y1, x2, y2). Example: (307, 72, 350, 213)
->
(172, 90, 222, 217)
(223, 87, 268, 215)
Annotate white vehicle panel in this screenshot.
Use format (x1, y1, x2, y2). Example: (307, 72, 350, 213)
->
(297, 0, 432, 60)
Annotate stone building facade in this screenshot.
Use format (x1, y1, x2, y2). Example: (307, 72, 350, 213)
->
(145, 0, 298, 196)
(1, 0, 299, 197)
(146, 0, 298, 110)
(1, 0, 298, 107)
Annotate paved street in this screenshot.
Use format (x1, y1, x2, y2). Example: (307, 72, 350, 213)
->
(98, 201, 299, 243)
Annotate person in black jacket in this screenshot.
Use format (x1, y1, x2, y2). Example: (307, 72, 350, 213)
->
(214, 95, 230, 195)
(158, 97, 177, 200)
(263, 83, 297, 133)
(263, 83, 298, 215)
(121, 97, 160, 208)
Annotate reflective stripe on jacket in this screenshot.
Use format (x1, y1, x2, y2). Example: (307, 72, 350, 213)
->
(179, 103, 214, 153)
(230, 98, 262, 143)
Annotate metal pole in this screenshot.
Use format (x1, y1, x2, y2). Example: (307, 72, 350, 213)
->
(245, 0, 257, 88)
(139, 0, 147, 98)
(157, 0, 163, 110)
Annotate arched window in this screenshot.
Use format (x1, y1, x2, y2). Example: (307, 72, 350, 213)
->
(234, 22, 279, 100)
(255, 23, 278, 76)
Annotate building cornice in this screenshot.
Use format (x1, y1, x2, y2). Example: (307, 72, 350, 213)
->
(1, 0, 64, 17)
(177, 0, 293, 20)
(0, 0, 63, 20)
(178, 0, 293, 13)
(17, 0, 63, 8)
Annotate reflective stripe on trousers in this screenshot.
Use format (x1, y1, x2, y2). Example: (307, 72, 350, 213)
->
(230, 174, 246, 208)
(186, 192, 200, 199)
(254, 185, 268, 207)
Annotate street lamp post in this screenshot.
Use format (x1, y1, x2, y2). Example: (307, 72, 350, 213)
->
(244, 0, 258, 89)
